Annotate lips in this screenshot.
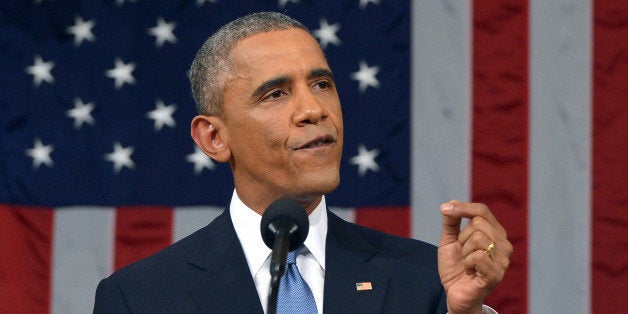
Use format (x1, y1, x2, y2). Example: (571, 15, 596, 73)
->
(297, 135, 335, 150)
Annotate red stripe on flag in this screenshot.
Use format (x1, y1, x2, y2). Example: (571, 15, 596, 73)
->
(0, 205, 53, 314)
(472, 1, 529, 313)
(592, 1, 628, 312)
(355, 206, 410, 238)
(114, 206, 173, 270)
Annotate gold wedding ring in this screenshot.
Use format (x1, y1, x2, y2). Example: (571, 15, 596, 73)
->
(485, 241, 496, 259)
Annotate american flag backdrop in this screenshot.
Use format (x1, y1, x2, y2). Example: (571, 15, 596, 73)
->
(0, 0, 626, 313)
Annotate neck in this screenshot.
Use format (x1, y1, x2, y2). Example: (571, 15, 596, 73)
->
(234, 187, 323, 216)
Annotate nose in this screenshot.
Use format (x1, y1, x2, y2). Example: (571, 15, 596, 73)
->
(292, 87, 328, 126)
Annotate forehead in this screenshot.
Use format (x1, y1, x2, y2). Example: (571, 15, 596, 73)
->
(228, 28, 328, 79)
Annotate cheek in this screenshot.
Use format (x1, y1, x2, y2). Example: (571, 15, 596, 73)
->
(326, 95, 343, 122)
(257, 115, 287, 150)
(330, 104, 344, 136)
(264, 130, 285, 151)
(237, 114, 287, 153)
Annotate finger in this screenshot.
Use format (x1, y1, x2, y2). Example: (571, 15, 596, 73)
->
(462, 239, 512, 276)
(463, 250, 505, 288)
(460, 230, 493, 258)
(439, 201, 462, 246)
(495, 237, 514, 259)
(458, 216, 502, 247)
(445, 201, 506, 236)
(458, 215, 514, 262)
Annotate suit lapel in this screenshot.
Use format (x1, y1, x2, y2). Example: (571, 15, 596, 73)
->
(183, 208, 392, 313)
(323, 211, 390, 313)
(186, 210, 264, 313)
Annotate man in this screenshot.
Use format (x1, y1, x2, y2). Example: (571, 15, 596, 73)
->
(94, 12, 512, 313)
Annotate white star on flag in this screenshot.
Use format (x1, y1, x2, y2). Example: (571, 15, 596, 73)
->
(359, 0, 380, 9)
(105, 58, 136, 90)
(147, 17, 177, 48)
(25, 55, 55, 87)
(351, 60, 380, 92)
(186, 146, 215, 175)
(146, 99, 177, 131)
(66, 16, 96, 46)
(104, 142, 135, 173)
(25, 138, 54, 169)
(278, 0, 298, 8)
(66, 98, 96, 129)
(350, 144, 380, 176)
(313, 18, 341, 49)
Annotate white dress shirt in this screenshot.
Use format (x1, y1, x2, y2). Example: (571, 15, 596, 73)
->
(229, 190, 497, 314)
(230, 191, 327, 314)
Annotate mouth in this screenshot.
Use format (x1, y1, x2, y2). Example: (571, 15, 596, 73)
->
(297, 135, 336, 150)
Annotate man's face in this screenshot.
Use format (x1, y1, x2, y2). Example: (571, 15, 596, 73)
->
(218, 28, 343, 211)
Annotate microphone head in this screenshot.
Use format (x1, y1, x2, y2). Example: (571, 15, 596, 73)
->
(260, 198, 309, 251)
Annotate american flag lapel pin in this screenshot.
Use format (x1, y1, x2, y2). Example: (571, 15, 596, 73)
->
(355, 282, 373, 291)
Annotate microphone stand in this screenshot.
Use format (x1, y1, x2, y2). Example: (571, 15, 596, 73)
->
(267, 229, 290, 314)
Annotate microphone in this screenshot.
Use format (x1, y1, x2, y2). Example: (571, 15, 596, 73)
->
(260, 199, 309, 314)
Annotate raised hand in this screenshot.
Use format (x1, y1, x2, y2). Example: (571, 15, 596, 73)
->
(437, 200, 513, 314)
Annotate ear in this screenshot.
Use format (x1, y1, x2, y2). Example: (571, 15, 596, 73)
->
(190, 115, 231, 163)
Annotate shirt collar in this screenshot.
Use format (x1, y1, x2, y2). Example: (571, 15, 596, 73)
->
(230, 190, 328, 278)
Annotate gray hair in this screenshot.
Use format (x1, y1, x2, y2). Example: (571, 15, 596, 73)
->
(189, 12, 307, 116)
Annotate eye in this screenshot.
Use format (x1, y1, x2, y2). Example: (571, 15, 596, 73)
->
(263, 90, 286, 101)
(313, 80, 332, 90)
(317, 81, 329, 89)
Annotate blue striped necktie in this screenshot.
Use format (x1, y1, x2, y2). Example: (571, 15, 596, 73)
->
(276, 245, 318, 314)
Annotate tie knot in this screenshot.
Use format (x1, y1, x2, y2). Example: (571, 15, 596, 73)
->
(286, 245, 304, 264)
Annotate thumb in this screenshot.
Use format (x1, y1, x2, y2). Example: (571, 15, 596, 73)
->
(439, 201, 462, 247)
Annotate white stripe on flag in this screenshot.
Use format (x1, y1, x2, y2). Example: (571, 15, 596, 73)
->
(529, 0, 592, 312)
(173, 206, 224, 242)
(51, 207, 115, 314)
(411, 1, 472, 245)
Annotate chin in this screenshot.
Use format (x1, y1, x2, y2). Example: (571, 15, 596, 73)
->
(284, 167, 340, 200)
(301, 174, 340, 196)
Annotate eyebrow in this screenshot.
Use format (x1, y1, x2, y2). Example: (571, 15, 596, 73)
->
(251, 68, 335, 99)
(251, 76, 289, 98)
(308, 68, 334, 81)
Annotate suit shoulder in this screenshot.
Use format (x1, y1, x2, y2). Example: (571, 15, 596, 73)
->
(359, 223, 436, 256)
(106, 221, 210, 284)
(94, 223, 213, 312)
(329, 212, 438, 265)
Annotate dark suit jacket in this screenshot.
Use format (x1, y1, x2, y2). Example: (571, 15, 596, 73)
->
(94, 209, 447, 313)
